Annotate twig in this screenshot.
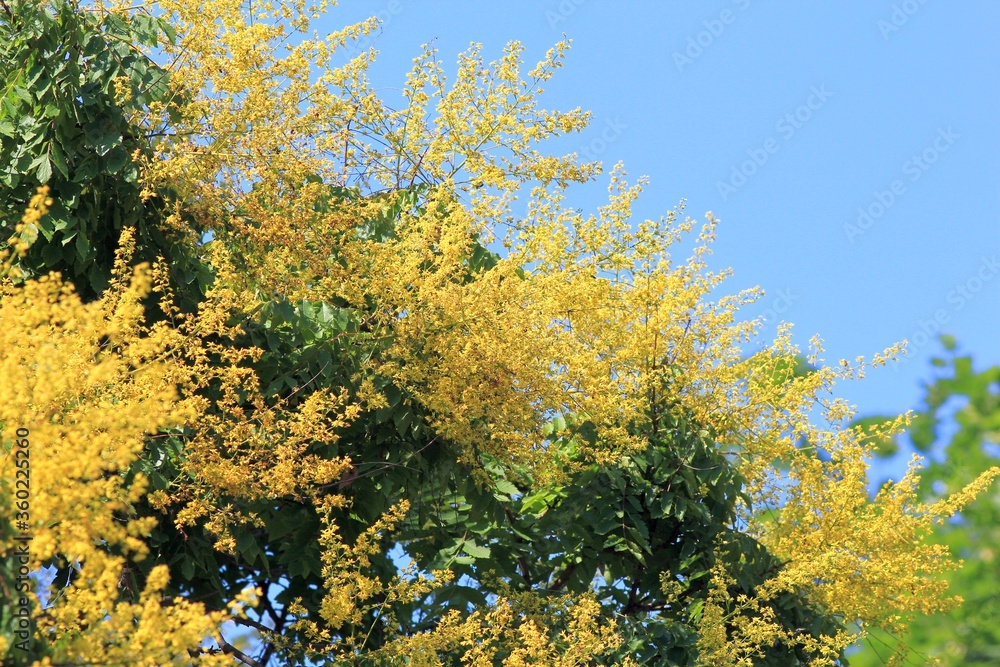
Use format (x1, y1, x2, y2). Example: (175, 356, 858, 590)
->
(219, 634, 264, 667)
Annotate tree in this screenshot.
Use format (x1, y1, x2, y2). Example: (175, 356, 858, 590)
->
(1, 1, 997, 665)
(849, 339, 1000, 666)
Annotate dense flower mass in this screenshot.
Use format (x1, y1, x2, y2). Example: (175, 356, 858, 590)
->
(1, 1, 996, 665)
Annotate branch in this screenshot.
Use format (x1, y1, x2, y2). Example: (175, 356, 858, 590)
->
(502, 505, 532, 587)
(261, 600, 290, 667)
(623, 578, 641, 614)
(232, 613, 272, 634)
(219, 635, 263, 667)
(549, 562, 578, 592)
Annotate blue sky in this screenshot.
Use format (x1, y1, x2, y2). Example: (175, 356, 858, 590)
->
(316, 1, 999, 484)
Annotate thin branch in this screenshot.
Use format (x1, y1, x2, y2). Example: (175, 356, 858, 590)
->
(219, 634, 263, 667)
(502, 505, 532, 587)
(549, 562, 578, 592)
(232, 613, 272, 634)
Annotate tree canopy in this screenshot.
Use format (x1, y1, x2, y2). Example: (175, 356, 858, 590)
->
(1, 1, 997, 665)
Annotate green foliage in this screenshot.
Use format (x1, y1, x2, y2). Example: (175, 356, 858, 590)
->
(0, 0, 203, 302)
(393, 410, 841, 666)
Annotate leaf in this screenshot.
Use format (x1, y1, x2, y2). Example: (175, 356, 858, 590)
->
(87, 125, 121, 156)
(494, 479, 519, 498)
(462, 541, 491, 559)
(393, 408, 412, 437)
(17, 114, 38, 140)
(909, 413, 937, 451)
(44, 138, 69, 176)
(40, 242, 63, 266)
(35, 154, 52, 182)
(687, 599, 704, 623)
(157, 17, 177, 44)
(74, 232, 90, 260)
(12, 85, 32, 104)
(73, 158, 97, 182)
(103, 12, 129, 37)
(105, 145, 128, 173)
(236, 531, 261, 565)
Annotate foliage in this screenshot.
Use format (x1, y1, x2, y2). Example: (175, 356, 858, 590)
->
(0, 0, 208, 304)
(1, 1, 997, 666)
(849, 340, 1000, 666)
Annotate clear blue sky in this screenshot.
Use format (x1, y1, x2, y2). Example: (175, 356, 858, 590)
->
(316, 2, 999, 484)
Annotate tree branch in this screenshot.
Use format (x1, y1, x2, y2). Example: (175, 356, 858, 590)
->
(502, 505, 533, 587)
(549, 562, 578, 592)
(219, 634, 264, 667)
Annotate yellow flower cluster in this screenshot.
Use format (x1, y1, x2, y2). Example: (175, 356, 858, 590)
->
(370, 590, 624, 667)
(1, 186, 52, 279)
(0, 233, 229, 664)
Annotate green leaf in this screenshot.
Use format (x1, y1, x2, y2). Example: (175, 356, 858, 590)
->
(74, 232, 90, 260)
(87, 126, 121, 156)
(12, 85, 32, 104)
(687, 599, 704, 623)
(73, 158, 97, 182)
(909, 413, 937, 451)
(159, 17, 177, 43)
(50, 140, 69, 178)
(103, 13, 129, 37)
(40, 242, 63, 266)
(35, 154, 52, 182)
(393, 408, 413, 437)
(105, 145, 128, 173)
(17, 114, 38, 137)
(462, 541, 491, 559)
(494, 479, 519, 498)
(939, 334, 957, 351)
